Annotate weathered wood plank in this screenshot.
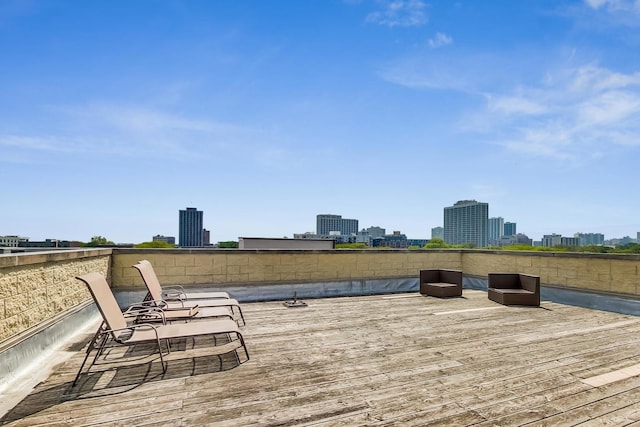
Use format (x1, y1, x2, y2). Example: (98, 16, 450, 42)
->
(4, 290, 640, 426)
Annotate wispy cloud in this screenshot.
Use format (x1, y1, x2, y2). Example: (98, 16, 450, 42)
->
(584, 0, 640, 12)
(366, 0, 428, 27)
(0, 104, 264, 162)
(428, 32, 453, 48)
(576, 0, 640, 28)
(475, 64, 640, 161)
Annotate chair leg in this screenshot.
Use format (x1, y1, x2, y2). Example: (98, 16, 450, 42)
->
(234, 306, 246, 326)
(238, 332, 250, 361)
(72, 327, 108, 386)
(157, 337, 167, 373)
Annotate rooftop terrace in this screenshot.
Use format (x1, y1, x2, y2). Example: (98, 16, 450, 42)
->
(4, 289, 640, 426)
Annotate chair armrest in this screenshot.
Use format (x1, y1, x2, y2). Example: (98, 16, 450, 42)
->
(519, 274, 540, 294)
(162, 286, 187, 301)
(129, 299, 170, 309)
(123, 306, 166, 324)
(105, 323, 161, 343)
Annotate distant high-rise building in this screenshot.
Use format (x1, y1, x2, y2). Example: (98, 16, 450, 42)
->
(316, 214, 358, 237)
(203, 228, 211, 246)
(431, 226, 444, 239)
(488, 217, 504, 243)
(443, 200, 489, 247)
(574, 232, 604, 246)
(504, 222, 516, 236)
(179, 207, 204, 247)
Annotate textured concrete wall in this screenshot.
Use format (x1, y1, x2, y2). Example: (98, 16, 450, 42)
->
(460, 251, 640, 295)
(4, 248, 640, 347)
(0, 249, 111, 344)
(111, 249, 640, 298)
(110, 249, 463, 288)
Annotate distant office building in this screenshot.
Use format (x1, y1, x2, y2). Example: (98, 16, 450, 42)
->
(620, 236, 634, 245)
(18, 239, 70, 248)
(488, 217, 504, 244)
(355, 227, 387, 245)
(542, 234, 562, 247)
(504, 222, 516, 236)
(316, 214, 358, 237)
(574, 232, 604, 246)
(499, 233, 533, 246)
(239, 237, 334, 250)
(356, 230, 372, 245)
(443, 200, 489, 247)
(294, 232, 321, 239)
(203, 228, 211, 246)
(153, 235, 176, 245)
(179, 207, 204, 247)
(366, 226, 386, 239)
(562, 236, 580, 247)
(431, 227, 444, 239)
(0, 235, 28, 247)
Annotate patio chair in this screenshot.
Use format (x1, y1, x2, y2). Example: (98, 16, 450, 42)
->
(133, 260, 246, 325)
(487, 273, 540, 306)
(123, 301, 235, 324)
(73, 272, 249, 386)
(419, 269, 463, 297)
(135, 260, 231, 300)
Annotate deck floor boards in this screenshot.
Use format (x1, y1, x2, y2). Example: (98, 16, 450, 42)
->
(3, 289, 640, 426)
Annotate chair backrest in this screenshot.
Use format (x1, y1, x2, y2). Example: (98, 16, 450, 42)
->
(132, 260, 163, 301)
(77, 272, 127, 334)
(488, 273, 520, 289)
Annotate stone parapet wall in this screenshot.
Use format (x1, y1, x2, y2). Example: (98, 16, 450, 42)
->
(110, 249, 463, 288)
(461, 251, 640, 295)
(110, 249, 640, 297)
(0, 249, 111, 345)
(3, 248, 640, 347)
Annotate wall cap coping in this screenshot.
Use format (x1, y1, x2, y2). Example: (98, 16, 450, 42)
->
(111, 248, 640, 261)
(0, 248, 113, 268)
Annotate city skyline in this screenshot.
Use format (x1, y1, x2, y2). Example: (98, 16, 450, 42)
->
(3, 205, 638, 246)
(2, 1, 640, 243)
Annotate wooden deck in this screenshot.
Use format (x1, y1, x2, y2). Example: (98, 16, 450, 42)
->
(4, 289, 640, 426)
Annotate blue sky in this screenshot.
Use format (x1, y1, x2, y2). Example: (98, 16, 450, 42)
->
(2, 0, 640, 244)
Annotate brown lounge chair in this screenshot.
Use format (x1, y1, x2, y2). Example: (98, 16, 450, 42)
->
(419, 269, 463, 297)
(133, 260, 246, 325)
(123, 300, 235, 324)
(487, 273, 540, 306)
(73, 272, 249, 386)
(136, 260, 231, 300)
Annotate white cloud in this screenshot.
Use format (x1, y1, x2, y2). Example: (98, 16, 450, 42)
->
(366, 0, 428, 27)
(0, 103, 312, 171)
(428, 32, 453, 48)
(579, 0, 640, 27)
(484, 65, 640, 160)
(486, 95, 548, 115)
(0, 104, 264, 162)
(584, 0, 640, 11)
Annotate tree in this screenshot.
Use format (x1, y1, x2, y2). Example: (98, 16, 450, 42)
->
(84, 236, 115, 247)
(424, 238, 448, 249)
(134, 241, 175, 248)
(218, 241, 239, 248)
